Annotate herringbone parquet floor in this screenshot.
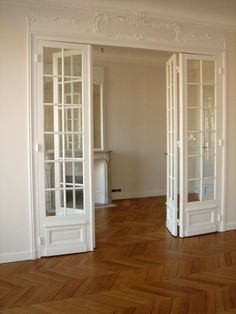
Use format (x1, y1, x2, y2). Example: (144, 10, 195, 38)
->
(0, 196, 236, 313)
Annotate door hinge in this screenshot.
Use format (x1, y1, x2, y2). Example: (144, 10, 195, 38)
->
(35, 143, 42, 152)
(217, 214, 222, 222)
(35, 53, 41, 63)
(177, 140, 181, 148)
(218, 139, 224, 147)
(38, 236, 43, 245)
(218, 67, 224, 76)
(176, 66, 180, 74)
(177, 219, 180, 226)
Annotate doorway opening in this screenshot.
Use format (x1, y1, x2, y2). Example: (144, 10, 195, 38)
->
(33, 38, 224, 258)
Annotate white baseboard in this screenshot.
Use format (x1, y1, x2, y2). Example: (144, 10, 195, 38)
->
(225, 221, 236, 231)
(112, 189, 166, 200)
(0, 250, 33, 264)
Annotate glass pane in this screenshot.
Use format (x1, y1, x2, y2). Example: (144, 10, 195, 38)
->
(188, 156, 201, 179)
(204, 109, 216, 131)
(203, 86, 215, 108)
(202, 178, 215, 201)
(188, 108, 201, 131)
(72, 54, 82, 76)
(64, 55, 72, 76)
(44, 77, 62, 104)
(94, 84, 102, 149)
(66, 190, 74, 208)
(65, 134, 83, 158)
(76, 189, 84, 209)
(44, 134, 54, 154)
(64, 107, 83, 133)
(45, 191, 56, 216)
(204, 132, 215, 154)
(202, 61, 215, 82)
(44, 106, 63, 132)
(188, 85, 200, 107)
(187, 60, 200, 83)
(43, 48, 62, 75)
(203, 155, 215, 177)
(44, 162, 63, 189)
(75, 162, 83, 185)
(188, 180, 200, 202)
(188, 132, 201, 155)
(64, 81, 82, 105)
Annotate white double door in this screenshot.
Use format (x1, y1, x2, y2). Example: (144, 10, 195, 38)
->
(166, 53, 223, 237)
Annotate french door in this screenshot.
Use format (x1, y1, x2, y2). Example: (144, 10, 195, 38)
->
(166, 53, 222, 237)
(35, 40, 94, 256)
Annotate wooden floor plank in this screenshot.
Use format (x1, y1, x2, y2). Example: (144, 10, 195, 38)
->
(0, 196, 236, 313)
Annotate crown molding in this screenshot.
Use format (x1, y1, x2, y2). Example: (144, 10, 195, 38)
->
(1, 0, 236, 32)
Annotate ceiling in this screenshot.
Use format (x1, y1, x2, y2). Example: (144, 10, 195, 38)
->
(2, 0, 236, 30)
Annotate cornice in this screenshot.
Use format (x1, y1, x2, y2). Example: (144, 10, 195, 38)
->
(1, 0, 236, 32)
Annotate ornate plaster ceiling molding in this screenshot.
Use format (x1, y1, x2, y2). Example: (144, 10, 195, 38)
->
(26, 8, 226, 51)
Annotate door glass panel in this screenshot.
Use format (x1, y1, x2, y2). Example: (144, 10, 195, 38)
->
(188, 156, 201, 179)
(188, 180, 200, 202)
(188, 85, 200, 107)
(43, 48, 61, 75)
(187, 60, 200, 83)
(72, 54, 82, 77)
(203, 155, 215, 177)
(202, 178, 215, 201)
(188, 132, 201, 155)
(76, 189, 84, 209)
(188, 108, 201, 131)
(204, 109, 216, 131)
(202, 61, 215, 82)
(203, 86, 215, 107)
(204, 132, 215, 154)
(45, 191, 56, 216)
(43, 47, 85, 216)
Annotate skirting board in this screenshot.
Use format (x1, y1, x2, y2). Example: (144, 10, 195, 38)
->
(0, 250, 33, 264)
(225, 221, 236, 231)
(112, 190, 166, 200)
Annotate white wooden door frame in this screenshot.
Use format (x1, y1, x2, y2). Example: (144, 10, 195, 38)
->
(28, 32, 226, 258)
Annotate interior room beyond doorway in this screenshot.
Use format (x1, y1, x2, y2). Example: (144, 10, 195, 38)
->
(93, 45, 171, 204)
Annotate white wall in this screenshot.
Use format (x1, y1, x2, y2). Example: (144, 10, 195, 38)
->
(96, 60, 167, 199)
(0, 1, 236, 263)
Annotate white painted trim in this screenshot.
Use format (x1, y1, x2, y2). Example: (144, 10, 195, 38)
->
(112, 190, 166, 200)
(225, 222, 236, 231)
(0, 251, 33, 264)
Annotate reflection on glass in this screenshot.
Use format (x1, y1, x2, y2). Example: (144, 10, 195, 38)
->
(75, 189, 84, 209)
(44, 77, 62, 104)
(202, 178, 215, 201)
(65, 134, 83, 158)
(202, 61, 215, 82)
(94, 84, 101, 149)
(203, 155, 215, 177)
(188, 85, 200, 107)
(188, 180, 200, 202)
(203, 86, 215, 107)
(72, 54, 82, 76)
(204, 109, 216, 131)
(43, 47, 61, 75)
(188, 156, 201, 179)
(188, 108, 201, 131)
(187, 60, 200, 83)
(64, 81, 82, 105)
(44, 162, 63, 189)
(204, 132, 215, 154)
(188, 132, 201, 155)
(64, 55, 71, 76)
(45, 191, 56, 216)
(66, 190, 74, 208)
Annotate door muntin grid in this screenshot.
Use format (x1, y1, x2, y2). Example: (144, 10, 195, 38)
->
(186, 59, 216, 203)
(43, 47, 85, 216)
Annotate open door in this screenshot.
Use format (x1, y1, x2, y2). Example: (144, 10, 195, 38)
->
(35, 41, 94, 256)
(166, 54, 179, 236)
(166, 53, 221, 237)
